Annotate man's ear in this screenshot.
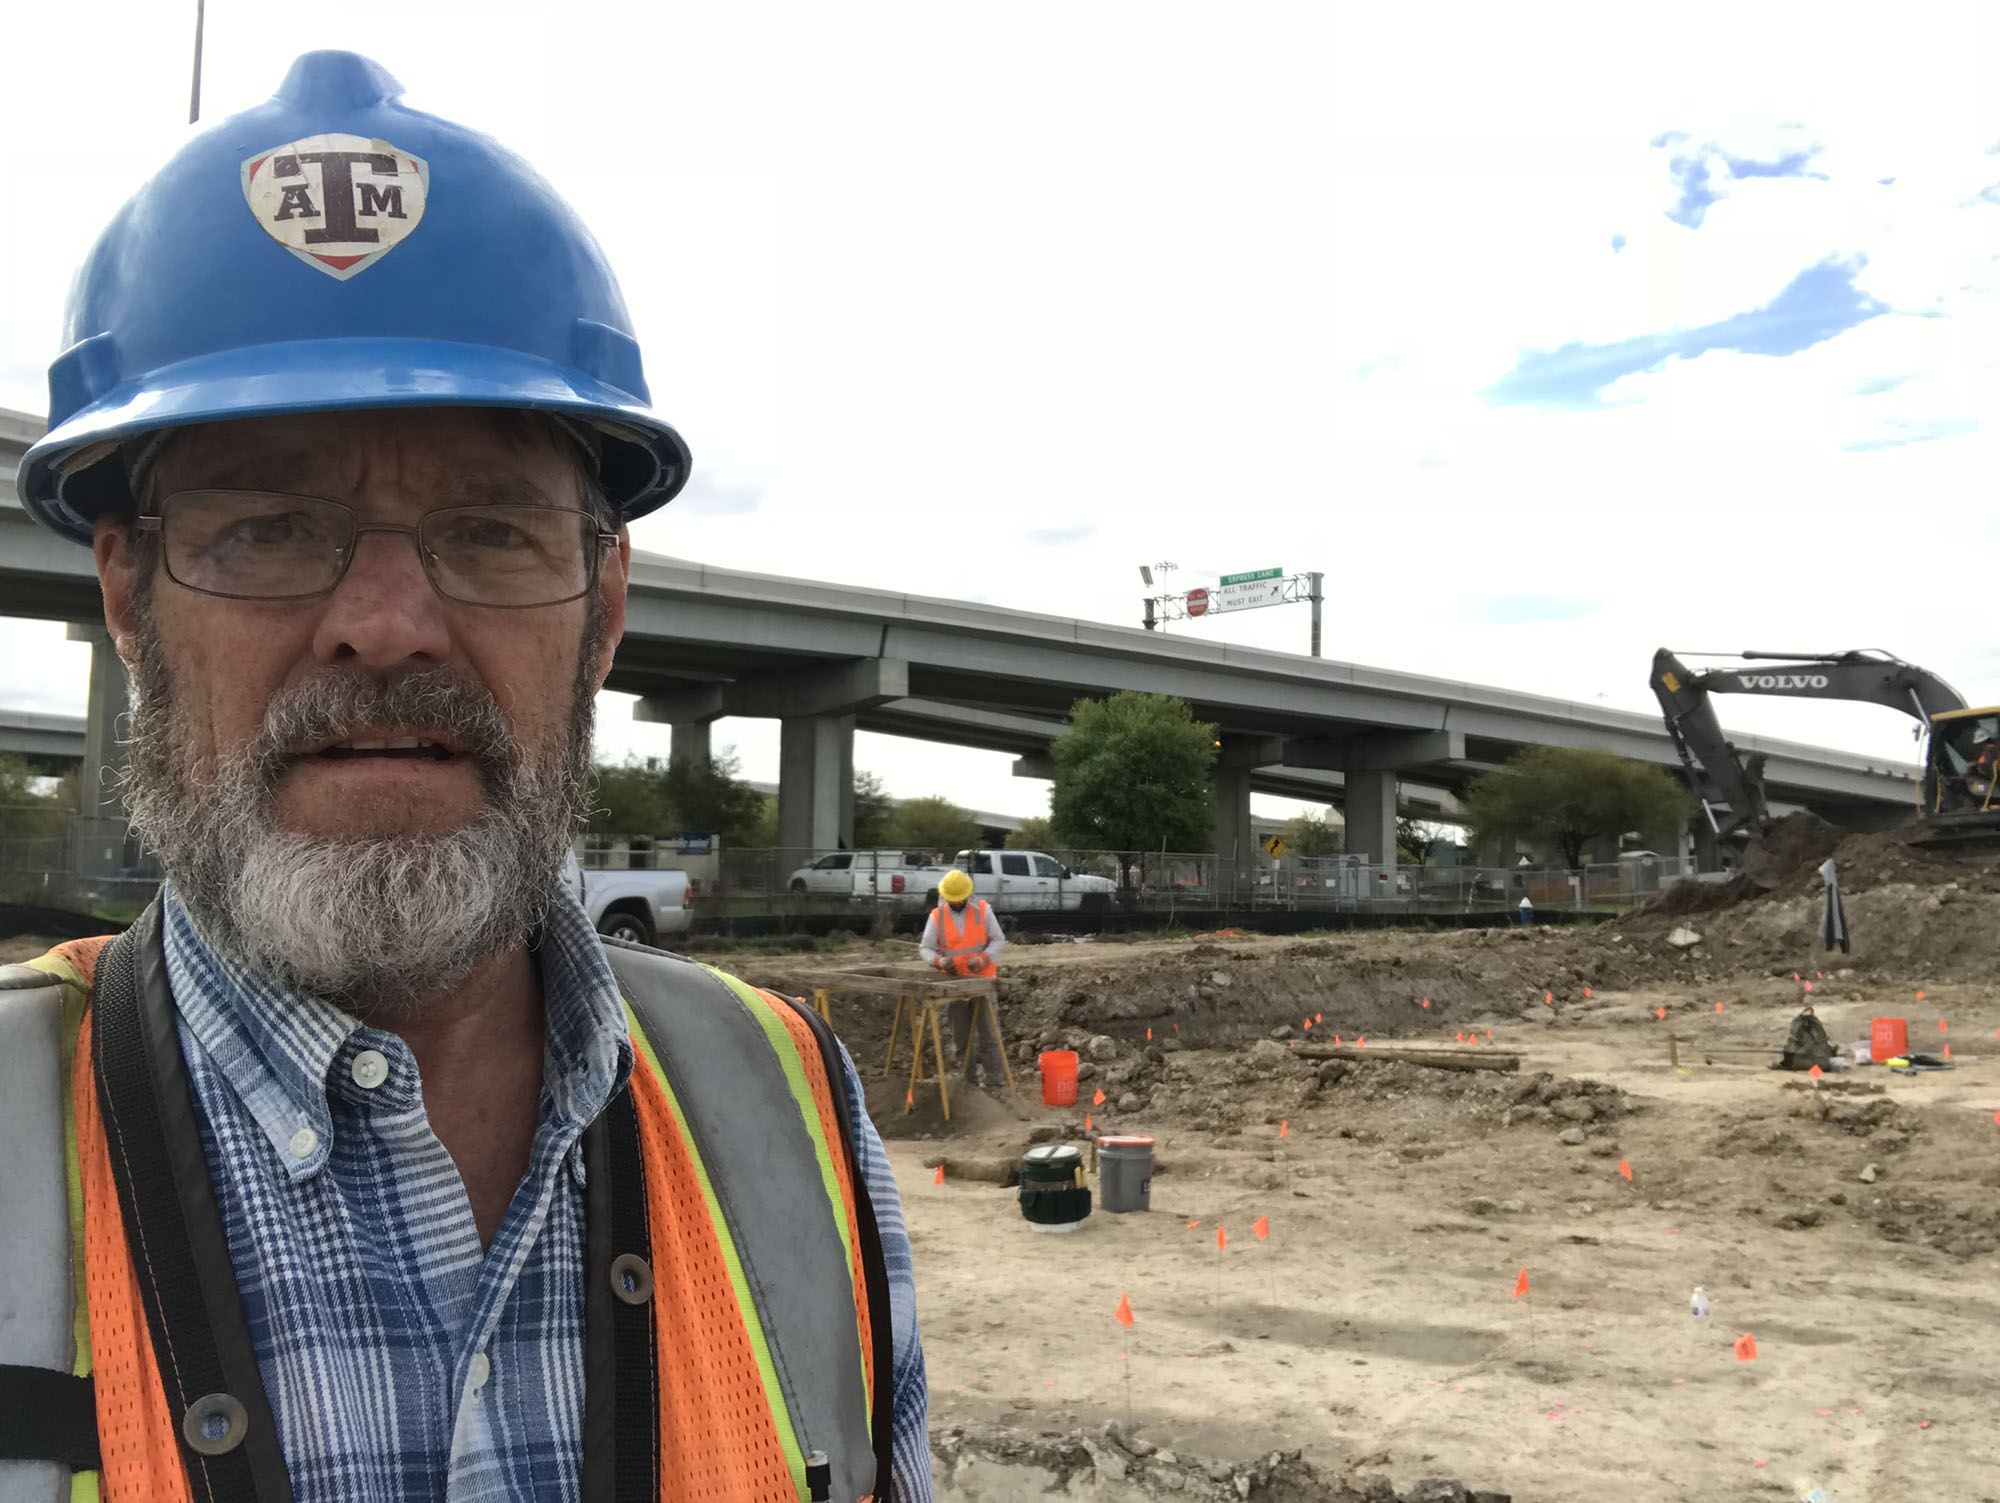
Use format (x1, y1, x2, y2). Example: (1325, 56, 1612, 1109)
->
(94, 516, 142, 663)
(593, 528, 631, 688)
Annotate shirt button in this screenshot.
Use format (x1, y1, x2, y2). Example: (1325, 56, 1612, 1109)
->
(288, 1127, 319, 1160)
(350, 1049, 390, 1090)
(469, 1353, 491, 1392)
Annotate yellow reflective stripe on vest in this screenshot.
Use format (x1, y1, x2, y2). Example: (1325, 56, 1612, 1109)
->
(623, 1002, 810, 1501)
(25, 952, 102, 1503)
(701, 969, 872, 1414)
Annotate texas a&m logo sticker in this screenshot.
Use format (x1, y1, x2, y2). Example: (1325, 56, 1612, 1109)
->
(242, 134, 430, 281)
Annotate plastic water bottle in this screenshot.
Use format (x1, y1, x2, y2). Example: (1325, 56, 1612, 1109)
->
(1690, 1287, 1711, 1320)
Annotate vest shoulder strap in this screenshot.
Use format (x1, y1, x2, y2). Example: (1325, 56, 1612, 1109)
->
(602, 941, 889, 1503)
(0, 961, 97, 1493)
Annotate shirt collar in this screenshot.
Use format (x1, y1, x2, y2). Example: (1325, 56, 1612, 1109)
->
(161, 882, 635, 1182)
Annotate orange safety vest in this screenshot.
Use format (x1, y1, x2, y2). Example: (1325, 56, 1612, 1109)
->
(7, 918, 889, 1503)
(934, 900, 994, 977)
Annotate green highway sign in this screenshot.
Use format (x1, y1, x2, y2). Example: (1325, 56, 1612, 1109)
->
(1218, 567, 1282, 586)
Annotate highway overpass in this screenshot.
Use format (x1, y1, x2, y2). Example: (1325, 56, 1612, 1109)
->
(1, 407, 1918, 868)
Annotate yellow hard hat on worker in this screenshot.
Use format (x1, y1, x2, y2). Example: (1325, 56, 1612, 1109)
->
(938, 869, 974, 903)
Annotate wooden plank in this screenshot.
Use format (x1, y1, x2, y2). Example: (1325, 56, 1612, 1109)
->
(1291, 1045, 1520, 1074)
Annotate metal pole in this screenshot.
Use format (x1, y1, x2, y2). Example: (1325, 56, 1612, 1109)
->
(1143, 597, 1157, 632)
(189, 0, 206, 124)
(1307, 570, 1323, 658)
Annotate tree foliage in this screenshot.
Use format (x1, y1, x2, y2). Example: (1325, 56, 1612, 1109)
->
(882, 795, 982, 853)
(852, 770, 896, 847)
(1049, 692, 1218, 868)
(585, 748, 766, 847)
(0, 755, 73, 840)
(1461, 746, 1694, 870)
(1004, 815, 1056, 852)
(1280, 810, 1342, 858)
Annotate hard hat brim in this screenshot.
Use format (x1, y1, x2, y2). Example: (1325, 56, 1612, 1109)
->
(18, 335, 691, 546)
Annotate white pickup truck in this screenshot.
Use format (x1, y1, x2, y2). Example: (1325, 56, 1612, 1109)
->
(564, 856, 695, 945)
(944, 849, 1117, 912)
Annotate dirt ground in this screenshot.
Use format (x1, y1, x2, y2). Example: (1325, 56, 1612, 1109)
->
(734, 824, 2000, 1502)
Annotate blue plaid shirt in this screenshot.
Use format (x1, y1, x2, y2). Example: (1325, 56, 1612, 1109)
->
(160, 886, 932, 1502)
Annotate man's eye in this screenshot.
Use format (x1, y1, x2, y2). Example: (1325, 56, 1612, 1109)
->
(447, 518, 532, 550)
(228, 512, 316, 546)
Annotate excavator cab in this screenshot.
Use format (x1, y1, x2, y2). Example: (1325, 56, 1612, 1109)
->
(1924, 708, 2000, 822)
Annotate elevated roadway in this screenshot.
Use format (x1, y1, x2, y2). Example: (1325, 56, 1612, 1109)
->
(0, 407, 1917, 865)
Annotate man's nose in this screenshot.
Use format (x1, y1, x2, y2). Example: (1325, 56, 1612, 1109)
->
(309, 528, 453, 669)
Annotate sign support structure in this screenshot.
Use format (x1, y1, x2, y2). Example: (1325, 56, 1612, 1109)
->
(1145, 570, 1325, 658)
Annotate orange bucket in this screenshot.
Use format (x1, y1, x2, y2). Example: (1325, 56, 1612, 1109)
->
(1870, 1017, 1908, 1060)
(1038, 1050, 1079, 1106)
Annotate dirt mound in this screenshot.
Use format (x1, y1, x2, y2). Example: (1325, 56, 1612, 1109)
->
(1739, 810, 1847, 890)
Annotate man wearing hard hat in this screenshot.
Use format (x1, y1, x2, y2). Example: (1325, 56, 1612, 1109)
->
(918, 869, 1008, 1083)
(0, 52, 928, 1503)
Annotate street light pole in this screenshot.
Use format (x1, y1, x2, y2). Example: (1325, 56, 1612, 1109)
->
(1307, 570, 1323, 658)
(189, 0, 206, 124)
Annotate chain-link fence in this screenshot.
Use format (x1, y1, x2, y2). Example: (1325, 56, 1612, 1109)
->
(2, 821, 1700, 924)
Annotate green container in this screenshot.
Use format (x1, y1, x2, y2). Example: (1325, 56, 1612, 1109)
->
(1018, 1144, 1091, 1233)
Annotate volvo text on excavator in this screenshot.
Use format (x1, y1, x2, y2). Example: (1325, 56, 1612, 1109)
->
(1649, 649, 2000, 848)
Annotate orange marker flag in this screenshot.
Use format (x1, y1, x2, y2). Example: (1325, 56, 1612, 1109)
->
(1485, 1029, 1492, 1042)
(1714, 1001, 1724, 1013)
(1815, 971, 1823, 980)
(1147, 1027, 1153, 1040)
(1114, 1293, 1135, 1330)
(1793, 973, 1800, 982)
(1217, 1225, 1228, 1252)
(1278, 1120, 1289, 1139)
(1584, 986, 1593, 999)
(1803, 980, 1813, 992)
(1655, 1006, 1667, 1020)
(1544, 991, 1553, 1006)
(1186, 1220, 1201, 1229)
(1455, 1032, 1466, 1044)
(1421, 997, 1431, 1009)
(1939, 1019, 1949, 1034)
(1943, 1044, 1952, 1061)
(1252, 1215, 1270, 1240)
(1733, 1332, 1758, 1362)
(905, 1088, 915, 1110)
(1093, 1088, 1106, 1106)
(1808, 1064, 1823, 1080)
(933, 1164, 945, 1185)
(1513, 1267, 1530, 1299)
(1315, 1012, 1323, 1024)
(1334, 1034, 1342, 1046)
(1618, 1158, 1633, 1181)
(1918, 989, 1926, 1001)
(1358, 1035, 1366, 1048)
(1085, 1113, 1093, 1132)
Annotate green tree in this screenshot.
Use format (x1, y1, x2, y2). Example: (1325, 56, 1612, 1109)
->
(882, 795, 983, 854)
(853, 770, 895, 846)
(1461, 746, 1695, 870)
(747, 793, 780, 848)
(585, 756, 672, 838)
(1049, 692, 1218, 881)
(0, 754, 72, 840)
(1281, 810, 1342, 858)
(586, 748, 765, 847)
(1004, 815, 1056, 851)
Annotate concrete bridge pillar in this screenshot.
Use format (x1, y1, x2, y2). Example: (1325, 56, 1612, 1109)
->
(1207, 761, 1254, 865)
(668, 718, 712, 772)
(777, 714, 855, 855)
(68, 623, 131, 877)
(1343, 768, 1398, 871)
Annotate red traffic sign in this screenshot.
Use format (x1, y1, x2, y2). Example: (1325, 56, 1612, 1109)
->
(1186, 587, 1209, 617)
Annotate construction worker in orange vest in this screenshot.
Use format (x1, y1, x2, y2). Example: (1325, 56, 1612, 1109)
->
(919, 869, 1007, 1082)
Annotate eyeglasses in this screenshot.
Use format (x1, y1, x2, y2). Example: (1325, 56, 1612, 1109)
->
(139, 490, 618, 608)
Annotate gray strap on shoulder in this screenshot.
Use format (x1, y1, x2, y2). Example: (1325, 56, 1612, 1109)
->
(0, 964, 79, 1503)
(603, 941, 873, 1503)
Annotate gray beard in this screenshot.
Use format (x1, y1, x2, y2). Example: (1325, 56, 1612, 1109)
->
(120, 613, 601, 1017)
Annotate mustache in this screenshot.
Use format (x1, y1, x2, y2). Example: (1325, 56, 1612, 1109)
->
(241, 667, 520, 792)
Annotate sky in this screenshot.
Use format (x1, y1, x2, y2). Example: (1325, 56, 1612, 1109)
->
(2, 2, 1996, 827)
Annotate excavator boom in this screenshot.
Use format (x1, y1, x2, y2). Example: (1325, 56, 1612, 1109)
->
(1650, 648, 1966, 841)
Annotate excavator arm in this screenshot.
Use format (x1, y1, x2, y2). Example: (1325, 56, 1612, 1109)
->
(1649, 649, 1966, 839)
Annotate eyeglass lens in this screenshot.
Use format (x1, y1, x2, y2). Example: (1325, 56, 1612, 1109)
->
(160, 491, 598, 607)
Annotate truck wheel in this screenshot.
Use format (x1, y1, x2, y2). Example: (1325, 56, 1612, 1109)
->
(599, 905, 656, 946)
(924, 890, 940, 908)
(790, 879, 808, 894)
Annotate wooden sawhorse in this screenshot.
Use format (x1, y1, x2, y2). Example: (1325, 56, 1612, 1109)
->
(883, 989, 1017, 1122)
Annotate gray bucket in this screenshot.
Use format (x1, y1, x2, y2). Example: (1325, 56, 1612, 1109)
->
(1096, 1135, 1154, 1213)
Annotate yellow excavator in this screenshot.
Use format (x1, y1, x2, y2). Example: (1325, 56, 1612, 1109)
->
(1649, 649, 2000, 849)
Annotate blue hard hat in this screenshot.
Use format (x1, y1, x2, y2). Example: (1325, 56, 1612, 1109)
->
(18, 50, 689, 545)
